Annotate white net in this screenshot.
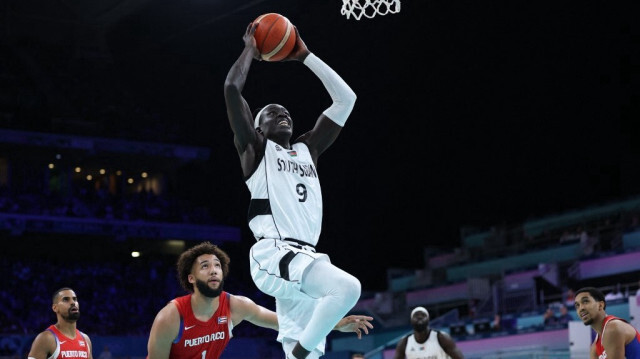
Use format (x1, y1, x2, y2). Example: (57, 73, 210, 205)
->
(341, 0, 401, 20)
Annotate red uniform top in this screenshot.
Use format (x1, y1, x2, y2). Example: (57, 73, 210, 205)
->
(595, 315, 640, 359)
(169, 292, 233, 359)
(46, 325, 90, 359)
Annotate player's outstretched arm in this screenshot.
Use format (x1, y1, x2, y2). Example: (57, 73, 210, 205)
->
(224, 22, 261, 156)
(147, 303, 180, 359)
(230, 295, 373, 336)
(230, 295, 279, 331)
(333, 315, 374, 339)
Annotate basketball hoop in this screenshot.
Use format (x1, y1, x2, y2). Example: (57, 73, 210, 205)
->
(341, 0, 400, 20)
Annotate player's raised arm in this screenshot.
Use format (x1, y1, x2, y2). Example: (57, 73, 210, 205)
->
(285, 27, 357, 162)
(224, 22, 262, 156)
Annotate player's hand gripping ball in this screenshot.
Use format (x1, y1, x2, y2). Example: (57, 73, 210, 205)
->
(252, 13, 297, 61)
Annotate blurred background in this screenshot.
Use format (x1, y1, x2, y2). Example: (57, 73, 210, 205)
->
(0, 0, 637, 358)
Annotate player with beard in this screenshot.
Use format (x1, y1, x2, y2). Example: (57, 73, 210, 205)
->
(393, 307, 464, 359)
(574, 287, 640, 359)
(147, 241, 373, 359)
(28, 287, 93, 359)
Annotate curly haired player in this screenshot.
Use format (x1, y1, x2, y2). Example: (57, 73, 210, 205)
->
(146, 242, 372, 359)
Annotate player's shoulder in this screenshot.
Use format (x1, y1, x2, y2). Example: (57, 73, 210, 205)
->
(37, 328, 57, 341)
(606, 317, 636, 335)
(155, 300, 181, 323)
(396, 334, 409, 347)
(31, 329, 57, 350)
(229, 293, 255, 309)
(293, 133, 311, 146)
(150, 300, 181, 339)
(607, 316, 628, 327)
(228, 293, 262, 324)
(435, 330, 456, 345)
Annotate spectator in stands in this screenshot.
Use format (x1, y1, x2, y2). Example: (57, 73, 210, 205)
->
(574, 286, 640, 358)
(579, 230, 595, 256)
(491, 313, 502, 332)
(557, 305, 573, 325)
(27, 287, 94, 359)
(543, 307, 558, 327)
(467, 299, 478, 319)
(564, 288, 576, 307)
(393, 306, 464, 359)
(560, 228, 580, 243)
(604, 284, 625, 302)
(147, 242, 373, 359)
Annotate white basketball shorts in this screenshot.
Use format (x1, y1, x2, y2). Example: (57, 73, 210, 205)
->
(249, 238, 329, 300)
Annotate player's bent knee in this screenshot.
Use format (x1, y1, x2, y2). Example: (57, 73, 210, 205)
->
(339, 274, 361, 307)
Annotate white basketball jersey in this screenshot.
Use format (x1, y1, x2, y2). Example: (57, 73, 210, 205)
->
(245, 140, 322, 246)
(405, 331, 451, 359)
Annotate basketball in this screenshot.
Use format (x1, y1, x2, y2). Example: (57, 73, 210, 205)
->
(252, 13, 296, 62)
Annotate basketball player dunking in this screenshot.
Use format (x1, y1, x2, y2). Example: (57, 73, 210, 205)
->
(224, 21, 370, 359)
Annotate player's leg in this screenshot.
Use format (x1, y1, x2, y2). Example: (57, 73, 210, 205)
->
(291, 259, 361, 358)
(282, 338, 322, 359)
(278, 298, 325, 358)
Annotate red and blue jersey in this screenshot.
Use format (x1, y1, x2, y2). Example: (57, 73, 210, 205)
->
(595, 315, 640, 359)
(168, 292, 233, 359)
(46, 325, 90, 359)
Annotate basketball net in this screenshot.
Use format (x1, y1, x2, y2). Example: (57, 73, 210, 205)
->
(341, 0, 400, 20)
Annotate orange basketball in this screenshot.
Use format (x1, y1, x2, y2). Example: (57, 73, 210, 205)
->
(252, 13, 296, 62)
